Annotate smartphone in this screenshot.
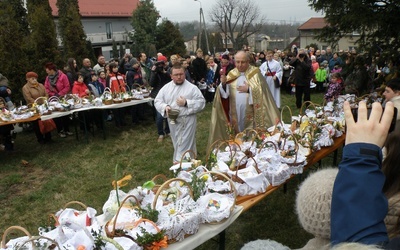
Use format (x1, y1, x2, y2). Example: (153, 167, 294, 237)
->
(351, 107, 397, 133)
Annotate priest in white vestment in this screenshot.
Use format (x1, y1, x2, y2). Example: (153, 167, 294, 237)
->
(155, 65, 206, 163)
(260, 51, 283, 108)
(207, 51, 280, 149)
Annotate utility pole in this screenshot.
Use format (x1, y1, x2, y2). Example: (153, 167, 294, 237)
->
(194, 0, 210, 54)
(224, 15, 228, 52)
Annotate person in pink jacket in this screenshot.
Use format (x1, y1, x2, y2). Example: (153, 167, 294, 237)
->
(44, 62, 73, 138)
(44, 62, 70, 97)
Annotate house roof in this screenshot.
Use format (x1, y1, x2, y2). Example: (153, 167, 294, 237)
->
(48, 0, 139, 17)
(298, 17, 328, 30)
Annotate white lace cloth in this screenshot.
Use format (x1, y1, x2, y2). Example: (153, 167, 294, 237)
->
(156, 196, 202, 242)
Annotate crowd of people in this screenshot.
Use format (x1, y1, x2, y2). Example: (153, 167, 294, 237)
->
(1, 46, 399, 151)
(1, 44, 400, 249)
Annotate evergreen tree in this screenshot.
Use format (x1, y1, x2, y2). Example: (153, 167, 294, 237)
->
(56, 0, 89, 64)
(86, 40, 97, 65)
(212, 32, 224, 52)
(112, 40, 119, 59)
(0, 1, 28, 102)
(10, 0, 29, 36)
(309, 0, 400, 55)
(27, 3, 61, 81)
(130, 0, 159, 56)
(155, 19, 186, 57)
(119, 42, 125, 58)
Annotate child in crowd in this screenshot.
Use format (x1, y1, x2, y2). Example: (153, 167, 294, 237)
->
(72, 73, 90, 98)
(331, 63, 342, 74)
(205, 61, 215, 103)
(315, 63, 327, 92)
(324, 72, 343, 102)
(98, 70, 107, 88)
(88, 71, 105, 97)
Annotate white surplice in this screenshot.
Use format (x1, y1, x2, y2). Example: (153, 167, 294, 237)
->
(260, 59, 283, 108)
(218, 73, 253, 132)
(155, 79, 206, 163)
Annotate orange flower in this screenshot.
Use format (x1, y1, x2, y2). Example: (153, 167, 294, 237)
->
(149, 236, 168, 250)
(112, 174, 132, 189)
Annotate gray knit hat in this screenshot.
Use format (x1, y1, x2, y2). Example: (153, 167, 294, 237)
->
(129, 57, 138, 66)
(0, 73, 9, 87)
(296, 168, 338, 239)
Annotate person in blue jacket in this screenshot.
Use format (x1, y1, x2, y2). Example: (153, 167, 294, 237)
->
(331, 100, 400, 249)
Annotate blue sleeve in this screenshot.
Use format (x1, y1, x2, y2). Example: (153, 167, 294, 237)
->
(331, 143, 389, 246)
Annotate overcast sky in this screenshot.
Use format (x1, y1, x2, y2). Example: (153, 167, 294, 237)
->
(153, 0, 323, 24)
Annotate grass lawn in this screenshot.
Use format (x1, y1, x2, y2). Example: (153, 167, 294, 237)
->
(0, 91, 340, 249)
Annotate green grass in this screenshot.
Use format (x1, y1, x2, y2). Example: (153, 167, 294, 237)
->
(0, 91, 338, 249)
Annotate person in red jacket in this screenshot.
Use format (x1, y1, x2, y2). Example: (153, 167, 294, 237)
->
(72, 73, 90, 98)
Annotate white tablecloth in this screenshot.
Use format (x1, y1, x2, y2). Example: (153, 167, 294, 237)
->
(40, 98, 153, 121)
(96, 205, 243, 250)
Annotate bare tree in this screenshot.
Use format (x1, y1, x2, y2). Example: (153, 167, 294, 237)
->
(209, 0, 265, 50)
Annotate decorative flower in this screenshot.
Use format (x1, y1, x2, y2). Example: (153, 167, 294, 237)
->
(149, 236, 168, 250)
(112, 174, 132, 189)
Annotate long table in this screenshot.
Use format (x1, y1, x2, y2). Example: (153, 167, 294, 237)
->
(41, 98, 153, 121)
(0, 114, 41, 127)
(236, 134, 345, 212)
(166, 135, 346, 249)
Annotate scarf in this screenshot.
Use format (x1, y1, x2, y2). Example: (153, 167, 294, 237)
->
(48, 71, 59, 88)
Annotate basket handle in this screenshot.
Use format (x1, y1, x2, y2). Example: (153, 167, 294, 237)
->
(47, 96, 60, 103)
(151, 174, 168, 184)
(237, 155, 260, 174)
(107, 195, 141, 238)
(179, 149, 197, 170)
(1, 226, 32, 249)
(132, 218, 161, 232)
(299, 101, 319, 116)
(280, 134, 299, 163)
(19, 235, 61, 249)
(258, 140, 278, 153)
(205, 139, 224, 167)
(152, 178, 193, 209)
(34, 96, 48, 105)
(199, 171, 237, 201)
(63, 200, 88, 209)
(280, 105, 293, 126)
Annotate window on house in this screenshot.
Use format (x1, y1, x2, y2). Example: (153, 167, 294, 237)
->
(106, 22, 113, 40)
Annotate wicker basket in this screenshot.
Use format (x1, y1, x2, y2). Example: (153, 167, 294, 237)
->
(197, 171, 237, 224)
(1, 226, 60, 249)
(150, 174, 169, 194)
(152, 178, 200, 243)
(1, 226, 32, 249)
(131, 218, 167, 250)
(102, 87, 113, 105)
(231, 156, 261, 184)
(105, 195, 141, 239)
(49, 200, 88, 227)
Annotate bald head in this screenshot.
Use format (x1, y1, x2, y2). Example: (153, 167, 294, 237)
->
(234, 51, 250, 72)
(83, 58, 91, 67)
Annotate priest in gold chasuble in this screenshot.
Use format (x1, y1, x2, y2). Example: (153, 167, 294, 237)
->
(207, 51, 280, 149)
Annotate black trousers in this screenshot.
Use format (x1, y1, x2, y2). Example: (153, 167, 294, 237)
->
(295, 84, 311, 109)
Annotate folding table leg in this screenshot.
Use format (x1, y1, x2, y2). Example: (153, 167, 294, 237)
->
(218, 230, 225, 250)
